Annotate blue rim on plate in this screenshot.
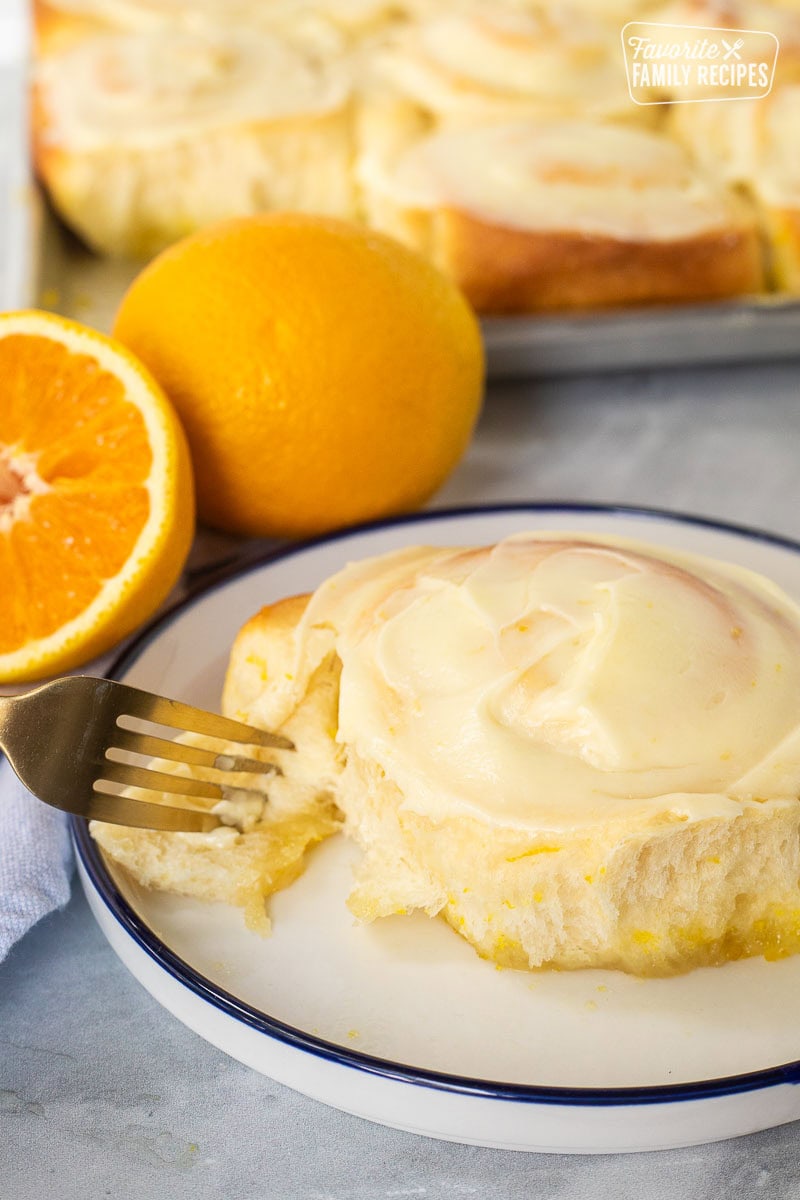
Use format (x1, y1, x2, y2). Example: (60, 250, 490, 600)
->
(72, 502, 800, 1107)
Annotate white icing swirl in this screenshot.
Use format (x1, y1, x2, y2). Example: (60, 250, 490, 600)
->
(293, 534, 800, 831)
(37, 26, 350, 151)
(361, 119, 746, 240)
(375, 5, 628, 118)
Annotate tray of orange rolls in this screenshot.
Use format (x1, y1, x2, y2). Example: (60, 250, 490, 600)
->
(14, 0, 800, 374)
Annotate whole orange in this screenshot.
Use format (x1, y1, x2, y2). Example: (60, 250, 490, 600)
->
(113, 215, 484, 538)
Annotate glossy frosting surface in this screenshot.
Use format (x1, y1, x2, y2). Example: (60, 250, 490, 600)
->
(294, 534, 800, 831)
(374, 121, 745, 240)
(38, 26, 349, 150)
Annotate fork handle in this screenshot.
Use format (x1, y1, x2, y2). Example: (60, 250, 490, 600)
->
(0, 687, 61, 789)
(0, 691, 38, 783)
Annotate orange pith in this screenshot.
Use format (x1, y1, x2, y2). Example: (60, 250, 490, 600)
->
(0, 310, 195, 682)
(0, 334, 153, 653)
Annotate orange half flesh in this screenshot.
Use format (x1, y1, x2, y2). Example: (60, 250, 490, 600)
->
(0, 311, 195, 682)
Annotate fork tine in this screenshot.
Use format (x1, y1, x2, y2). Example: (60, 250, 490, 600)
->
(112, 683, 294, 749)
(97, 761, 225, 800)
(85, 791, 222, 833)
(0, 677, 281, 834)
(108, 729, 281, 776)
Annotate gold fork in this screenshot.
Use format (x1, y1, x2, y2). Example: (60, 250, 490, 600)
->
(0, 676, 292, 832)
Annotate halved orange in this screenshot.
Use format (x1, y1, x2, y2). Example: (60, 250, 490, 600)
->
(0, 310, 195, 682)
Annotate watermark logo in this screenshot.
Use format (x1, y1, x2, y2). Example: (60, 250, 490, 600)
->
(621, 21, 779, 104)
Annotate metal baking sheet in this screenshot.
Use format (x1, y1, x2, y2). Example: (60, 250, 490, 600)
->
(482, 296, 800, 377)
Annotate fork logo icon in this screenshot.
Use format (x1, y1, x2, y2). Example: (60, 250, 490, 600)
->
(723, 37, 745, 59)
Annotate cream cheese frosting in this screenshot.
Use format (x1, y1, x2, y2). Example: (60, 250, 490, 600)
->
(374, 5, 630, 119)
(37, 26, 351, 152)
(263, 534, 800, 833)
(361, 120, 746, 241)
(672, 85, 800, 208)
(42, 0, 402, 34)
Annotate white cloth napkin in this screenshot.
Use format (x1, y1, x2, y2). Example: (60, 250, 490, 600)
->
(0, 757, 73, 961)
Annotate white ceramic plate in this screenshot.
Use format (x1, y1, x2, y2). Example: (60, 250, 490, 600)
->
(75, 504, 800, 1154)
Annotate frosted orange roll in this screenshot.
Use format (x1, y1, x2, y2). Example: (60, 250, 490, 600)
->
(368, 3, 634, 125)
(220, 533, 800, 975)
(33, 24, 356, 257)
(94, 532, 800, 973)
(357, 119, 764, 313)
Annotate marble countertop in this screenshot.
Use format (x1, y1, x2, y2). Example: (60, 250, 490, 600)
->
(4, 361, 800, 1198)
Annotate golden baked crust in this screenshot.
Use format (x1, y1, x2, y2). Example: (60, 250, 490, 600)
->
(33, 0, 112, 57)
(428, 206, 765, 313)
(222, 594, 315, 723)
(765, 207, 800, 292)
